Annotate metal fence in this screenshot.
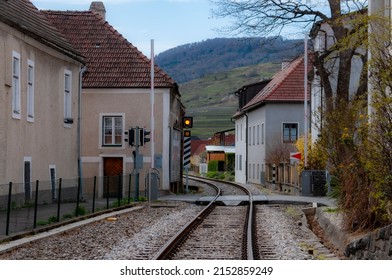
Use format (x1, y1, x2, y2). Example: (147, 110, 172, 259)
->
(0, 173, 146, 238)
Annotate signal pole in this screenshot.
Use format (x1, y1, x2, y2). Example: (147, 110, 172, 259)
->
(149, 39, 155, 205)
(132, 126, 140, 201)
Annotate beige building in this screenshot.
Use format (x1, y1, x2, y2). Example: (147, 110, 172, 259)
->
(0, 0, 84, 199)
(44, 2, 184, 198)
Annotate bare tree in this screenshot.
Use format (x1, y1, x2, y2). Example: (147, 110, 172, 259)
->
(211, 0, 368, 108)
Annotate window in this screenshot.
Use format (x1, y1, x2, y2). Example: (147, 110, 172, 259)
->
(257, 125, 260, 145)
(283, 123, 298, 143)
(12, 52, 21, 118)
(253, 126, 255, 145)
(261, 123, 265, 144)
(103, 116, 123, 146)
(64, 70, 72, 122)
(248, 127, 251, 146)
(27, 60, 34, 121)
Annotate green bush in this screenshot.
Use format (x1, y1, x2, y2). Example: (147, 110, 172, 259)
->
(73, 206, 86, 216)
(206, 171, 219, 178)
(208, 160, 219, 172)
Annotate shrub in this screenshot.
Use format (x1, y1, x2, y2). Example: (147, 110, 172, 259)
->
(73, 206, 86, 216)
(208, 160, 219, 172)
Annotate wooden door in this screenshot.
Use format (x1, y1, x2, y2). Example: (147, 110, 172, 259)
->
(103, 157, 123, 198)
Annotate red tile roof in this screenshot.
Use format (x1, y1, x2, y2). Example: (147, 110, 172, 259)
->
(42, 10, 175, 88)
(242, 56, 310, 111)
(0, 0, 83, 63)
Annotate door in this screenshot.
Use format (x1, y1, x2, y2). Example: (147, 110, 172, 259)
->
(103, 157, 123, 198)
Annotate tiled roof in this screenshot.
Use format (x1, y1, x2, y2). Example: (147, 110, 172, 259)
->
(43, 10, 176, 88)
(0, 0, 83, 63)
(242, 56, 310, 111)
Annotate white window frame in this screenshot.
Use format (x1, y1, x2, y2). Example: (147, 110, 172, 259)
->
(27, 60, 35, 122)
(12, 51, 21, 119)
(248, 127, 251, 146)
(64, 70, 72, 123)
(253, 126, 256, 145)
(100, 114, 124, 147)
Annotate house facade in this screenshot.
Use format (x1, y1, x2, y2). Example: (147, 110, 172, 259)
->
(309, 14, 366, 141)
(0, 0, 84, 199)
(44, 2, 183, 197)
(234, 57, 310, 185)
(368, 0, 391, 115)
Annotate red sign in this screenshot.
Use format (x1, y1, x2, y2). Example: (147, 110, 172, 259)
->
(290, 152, 301, 161)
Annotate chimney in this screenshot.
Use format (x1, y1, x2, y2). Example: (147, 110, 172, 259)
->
(89, 1, 106, 20)
(281, 59, 291, 70)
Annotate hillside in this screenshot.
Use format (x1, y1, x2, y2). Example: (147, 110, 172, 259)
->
(179, 62, 282, 139)
(155, 37, 304, 139)
(155, 37, 303, 83)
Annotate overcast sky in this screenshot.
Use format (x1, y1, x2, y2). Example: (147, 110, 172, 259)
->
(31, 0, 234, 56)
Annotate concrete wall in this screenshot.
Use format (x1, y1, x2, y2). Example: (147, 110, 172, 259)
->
(0, 22, 82, 189)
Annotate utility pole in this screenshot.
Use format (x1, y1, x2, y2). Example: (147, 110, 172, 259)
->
(304, 33, 308, 168)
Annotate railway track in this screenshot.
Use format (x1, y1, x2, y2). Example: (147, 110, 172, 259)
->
(0, 176, 337, 260)
(152, 176, 259, 260)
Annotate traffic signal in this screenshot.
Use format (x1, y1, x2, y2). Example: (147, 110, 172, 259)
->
(128, 128, 135, 146)
(184, 130, 191, 137)
(139, 128, 150, 146)
(182, 116, 193, 128)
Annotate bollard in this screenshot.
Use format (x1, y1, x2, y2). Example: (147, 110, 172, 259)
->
(272, 164, 276, 184)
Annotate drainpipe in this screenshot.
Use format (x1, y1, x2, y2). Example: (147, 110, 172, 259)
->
(78, 66, 87, 197)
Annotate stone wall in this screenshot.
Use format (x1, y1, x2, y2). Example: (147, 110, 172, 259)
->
(345, 224, 392, 260)
(315, 207, 392, 260)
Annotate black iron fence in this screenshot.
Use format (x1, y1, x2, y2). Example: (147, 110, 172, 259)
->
(0, 174, 145, 238)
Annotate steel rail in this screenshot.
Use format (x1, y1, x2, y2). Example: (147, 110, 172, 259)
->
(151, 177, 221, 260)
(189, 176, 257, 260)
(152, 175, 257, 260)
